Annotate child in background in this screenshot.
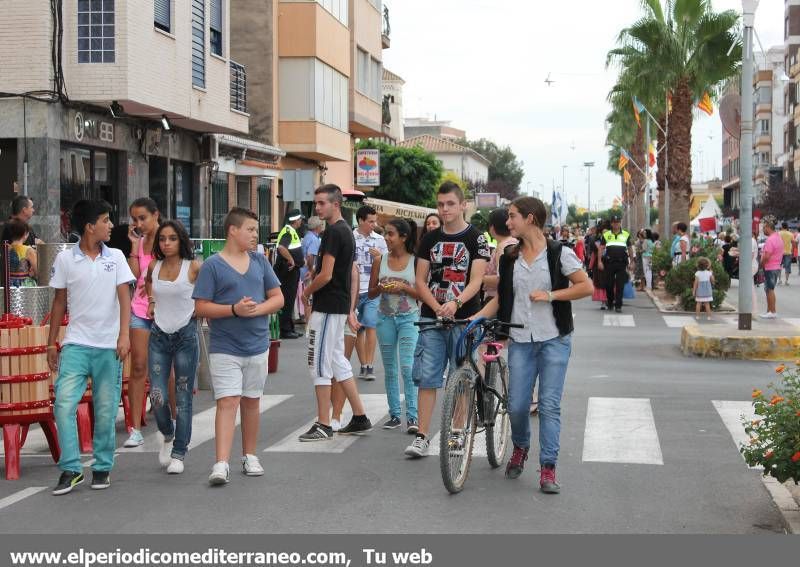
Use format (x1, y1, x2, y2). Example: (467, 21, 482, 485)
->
(693, 257, 715, 320)
(6, 219, 38, 286)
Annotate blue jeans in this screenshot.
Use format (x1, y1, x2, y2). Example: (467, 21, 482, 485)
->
(376, 312, 419, 420)
(54, 345, 122, 473)
(507, 335, 572, 466)
(148, 320, 199, 460)
(412, 319, 464, 389)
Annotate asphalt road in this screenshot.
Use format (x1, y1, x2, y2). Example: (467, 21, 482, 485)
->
(0, 290, 793, 534)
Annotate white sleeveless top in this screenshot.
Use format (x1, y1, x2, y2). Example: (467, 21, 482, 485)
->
(152, 259, 195, 333)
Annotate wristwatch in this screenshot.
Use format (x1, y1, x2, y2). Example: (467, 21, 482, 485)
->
(453, 298, 463, 309)
(547, 291, 554, 302)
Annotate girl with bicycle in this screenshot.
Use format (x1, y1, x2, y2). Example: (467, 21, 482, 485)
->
(474, 197, 592, 493)
(367, 218, 420, 433)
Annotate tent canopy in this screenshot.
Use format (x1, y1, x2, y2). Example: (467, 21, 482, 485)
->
(690, 197, 723, 227)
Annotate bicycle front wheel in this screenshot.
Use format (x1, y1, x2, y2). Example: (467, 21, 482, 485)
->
(485, 357, 510, 469)
(439, 368, 477, 494)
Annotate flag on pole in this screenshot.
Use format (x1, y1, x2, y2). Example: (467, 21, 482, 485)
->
(648, 142, 656, 167)
(618, 149, 631, 170)
(623, 168, 632, 186)
(550, 189, 565, 227)
(697, 92, 713, 116)
(632, 97, 645, 127)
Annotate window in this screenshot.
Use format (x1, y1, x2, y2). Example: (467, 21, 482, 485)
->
(760, 119, 770, 134)
(369, 0, 382, 12)
(191, 0, 205, 87)
(154, 0, 170, 32)
(210, 0, 223, 56)
(279, 58, 348, 132)
(211, 172, 228, 239)
(370, 56, 381, 102)
(356, 48, 382, 103)
(357, 48, 369, 95)
(78, 0, 115, 63)
(757, 86, 771, 104)
(318, 0, 348, 26)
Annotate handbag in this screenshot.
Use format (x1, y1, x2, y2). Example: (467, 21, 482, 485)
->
(754, 267, 766, 286)
(623, 280, 636, 300)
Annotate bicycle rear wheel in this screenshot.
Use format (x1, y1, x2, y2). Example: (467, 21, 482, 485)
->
(485, 357, 510, 469)
(439, 368, 477, 494)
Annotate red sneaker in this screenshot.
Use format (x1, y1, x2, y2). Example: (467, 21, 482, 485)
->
(505, 445, 528, 479)
(539, 464, 560, 494)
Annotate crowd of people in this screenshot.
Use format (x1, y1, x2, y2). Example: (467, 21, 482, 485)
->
(16, 183, 796, 497)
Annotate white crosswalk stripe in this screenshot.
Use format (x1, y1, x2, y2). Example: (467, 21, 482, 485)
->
(712, 400, 759, 469)
(264, 394, 390, 453)
(783, 318, 800, 328)
(428, 429, 488, 457)
(582, 397, 663, 465)
(602, 314, 636, 327)
(662, 315, 696, 328)
(119, 394, 293, 453)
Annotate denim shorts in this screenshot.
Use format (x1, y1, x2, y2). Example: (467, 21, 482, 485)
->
(764, 269, 780, 290)
(130, 312, 153, 331)
(356, 293, 378, 329)
(782, 255, 792, 273)
(411, 319, 463, 389)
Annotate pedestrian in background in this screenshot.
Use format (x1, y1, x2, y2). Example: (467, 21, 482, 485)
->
(418, 213, 442, 252)
(193, 208, 284, 485)
(144, 220, 201, 475)
(673, 222, 689, 265)
(473, 196, 592, 494)
(597, 216, 633, 313)
(274, 209, 305, 339)
(124, 197, 162, 448)
(1, 195, 43, 245)
(692, 257, 715, 320)
(778, 222, 793, 285)
(300, 216, 325, 324)
(759, 218, 783, 319)
(589, 221, 607, 309)
(482, 208, 518, 302)
(6, 219, 38, 286)
(49, 200, 135, 495)
(368, 218, 420, 432)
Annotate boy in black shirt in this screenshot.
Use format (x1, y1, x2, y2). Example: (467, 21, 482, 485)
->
(300, 185, 372, 440)
(405, 182, 490, 458)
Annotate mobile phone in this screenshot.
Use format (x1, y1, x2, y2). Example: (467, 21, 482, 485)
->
(132, 227, 142, 237)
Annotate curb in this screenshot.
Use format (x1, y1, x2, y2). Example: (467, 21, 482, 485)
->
(644, 288, 736, 315)
(680, 324, 800, 361)
(761, 476, 800, 534)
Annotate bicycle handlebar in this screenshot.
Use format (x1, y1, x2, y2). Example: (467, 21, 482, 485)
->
(413, 317, 525, 330)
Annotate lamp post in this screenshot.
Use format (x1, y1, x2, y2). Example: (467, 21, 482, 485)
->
(738, 0, 758, 331)
(583, 162, 594, 215)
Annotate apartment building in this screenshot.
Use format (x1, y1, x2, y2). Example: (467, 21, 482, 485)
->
(382, 67, 405, 142)
(231, 0, 392, 224)
(0, 0, 267, 240)
(783, 0, 800, 183)
(404, 117, 466, 141)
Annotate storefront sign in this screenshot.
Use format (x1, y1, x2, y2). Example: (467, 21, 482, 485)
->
(475, 192, 499, 209)
(73, 112, 114, 144)
(363, 198, 436, 222)
(356, 149, 380, 186)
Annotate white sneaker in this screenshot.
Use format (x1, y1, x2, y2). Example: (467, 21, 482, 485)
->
(404, 436, 430, 458)
(166, 458, 184, 474)
(759, 312, 777, 319)
(123, 429, 144, 448)
(330, 419, 341, 432)
(208, 461, 230, 485)
(241, 454, 264, 476)
(158, 432, 173, 467)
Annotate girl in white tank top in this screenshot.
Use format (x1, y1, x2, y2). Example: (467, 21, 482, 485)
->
(144, 221, 201, 474)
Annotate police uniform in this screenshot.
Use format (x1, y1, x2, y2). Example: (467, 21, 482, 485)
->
(600, 225, 632, 311)
(274, 211, 305, 337)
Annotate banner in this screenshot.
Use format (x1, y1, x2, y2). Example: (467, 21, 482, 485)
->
(356, 149, 380, 186)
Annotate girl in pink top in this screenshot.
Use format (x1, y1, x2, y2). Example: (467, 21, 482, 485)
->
(123, 198, 161, 447)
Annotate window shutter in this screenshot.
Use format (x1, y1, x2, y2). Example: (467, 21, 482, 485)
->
(210, 0, 222, 32)
(154, 0, 170, 30)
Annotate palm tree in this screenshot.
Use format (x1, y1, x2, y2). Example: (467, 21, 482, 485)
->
(608, 0, 741, 227)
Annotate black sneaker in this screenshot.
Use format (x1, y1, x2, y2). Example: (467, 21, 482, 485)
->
(91, 471, 111, 490)
(382, 416, 402, 429)
(298, 422, 334, 442)
(52, 471, 84, 495)
(614, 307, 622, 313)
(338, 416, 372, 435)
(406, 418, 419, 435)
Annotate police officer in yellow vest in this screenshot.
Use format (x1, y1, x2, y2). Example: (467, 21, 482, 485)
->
(275, 209, 305, 338)
(597, 216, 634, 313)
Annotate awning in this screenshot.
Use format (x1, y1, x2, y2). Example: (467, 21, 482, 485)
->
(363, 197, 437, 222)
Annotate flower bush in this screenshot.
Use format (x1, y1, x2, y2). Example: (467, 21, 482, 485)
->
(741, 362, 800, 483)
(664, 255, 730, 311)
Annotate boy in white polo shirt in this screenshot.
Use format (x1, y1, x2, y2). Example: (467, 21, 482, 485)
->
(47, 200, 136, 495)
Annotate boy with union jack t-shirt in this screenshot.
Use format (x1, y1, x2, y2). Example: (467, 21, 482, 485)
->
(404, 181, 490, 458)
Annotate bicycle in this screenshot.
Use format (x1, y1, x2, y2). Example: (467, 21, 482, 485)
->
(414, 317, 523, 494)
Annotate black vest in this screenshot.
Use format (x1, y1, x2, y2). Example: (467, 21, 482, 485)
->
(496, 239, 574, 338)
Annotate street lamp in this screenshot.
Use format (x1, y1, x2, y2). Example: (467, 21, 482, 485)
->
(738, 0, 758, 331)
(583, 162, 594, 214)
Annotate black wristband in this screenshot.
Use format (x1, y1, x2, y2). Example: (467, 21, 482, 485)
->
(231, 304, 238, 317)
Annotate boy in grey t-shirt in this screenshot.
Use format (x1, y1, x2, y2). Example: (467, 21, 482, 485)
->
(193, 208, 284, 486)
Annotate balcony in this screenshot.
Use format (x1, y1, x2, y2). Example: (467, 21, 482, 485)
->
(755, 134, 771, 148)
(382, 4, 391, 49)
(230, 61, 247, 114)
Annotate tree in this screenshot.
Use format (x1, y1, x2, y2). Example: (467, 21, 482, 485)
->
(608, 0, 741, 229)
(355, 140, 443, 208)
(759, 181, 800, 220)
(458, 138, 524, 197)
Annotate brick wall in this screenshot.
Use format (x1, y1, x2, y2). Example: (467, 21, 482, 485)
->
(0, 1, 56, 93)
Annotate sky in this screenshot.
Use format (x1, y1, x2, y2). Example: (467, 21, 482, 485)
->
(381, 0, 785, 211)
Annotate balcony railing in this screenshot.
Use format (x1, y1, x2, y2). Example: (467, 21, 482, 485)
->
(230, 61, 247, 113)
(382, 3, 391, 48)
